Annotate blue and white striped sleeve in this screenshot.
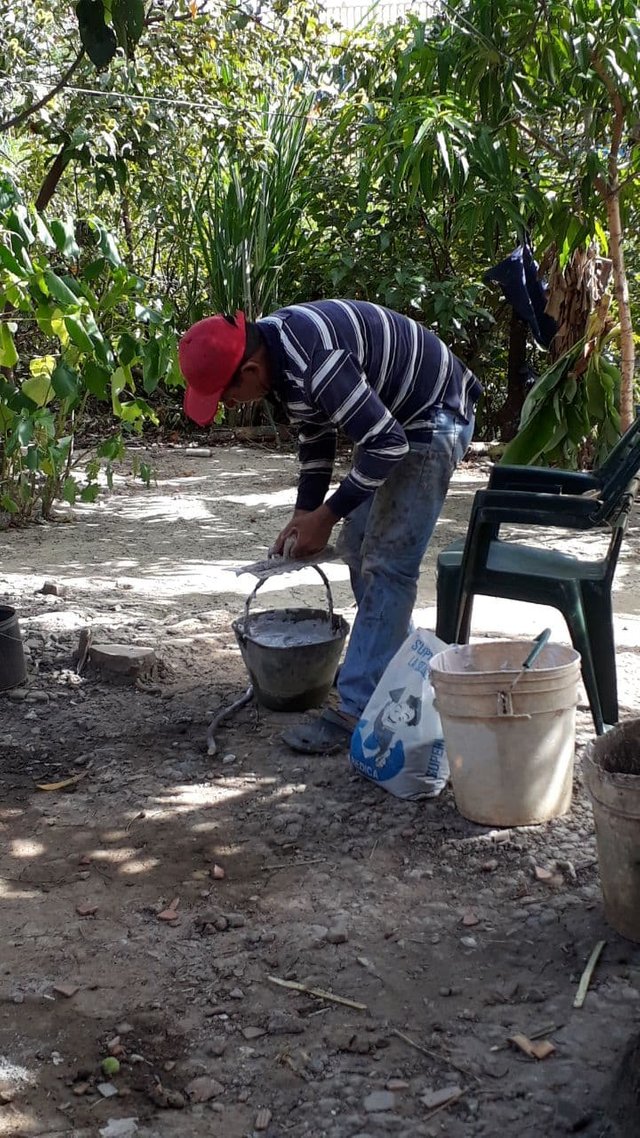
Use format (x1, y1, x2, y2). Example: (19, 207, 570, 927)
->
(296, 421, 337, 511)
(305, 349, 409, 518)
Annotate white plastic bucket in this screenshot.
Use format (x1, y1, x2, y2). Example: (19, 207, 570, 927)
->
(429, 640, 581, 826)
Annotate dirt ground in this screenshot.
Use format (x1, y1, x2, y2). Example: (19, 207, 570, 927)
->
(2, 443, 640, 1138)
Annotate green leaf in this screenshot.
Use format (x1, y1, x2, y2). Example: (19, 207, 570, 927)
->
(83, 360, 110, 400)
(6, 206, 34, 246)
(501, 404, 562, 466)
(62, 478, 78, 504)
(80, 483, 101, 503)
(22, 374, 54, 408)
(65, 316, 95, 355)
(75, 0, 118, 68)
(0, 323, 18, 368)
(43, 270, 80, 307)
(0, 243, 28, 278)
(118, 332, 140, 366)
(51, 362, 81, 401)
(142, 337, 160, 393)
(50, 218, 81, 260)
(89, 218, 122, 266)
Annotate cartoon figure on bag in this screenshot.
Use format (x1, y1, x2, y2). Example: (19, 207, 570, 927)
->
(351, 688, 422, 779)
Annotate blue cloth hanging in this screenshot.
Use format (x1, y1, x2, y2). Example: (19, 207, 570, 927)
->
(484, 244, 557, 349)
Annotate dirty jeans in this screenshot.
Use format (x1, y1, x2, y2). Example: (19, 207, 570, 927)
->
(334, 407, 474, 719)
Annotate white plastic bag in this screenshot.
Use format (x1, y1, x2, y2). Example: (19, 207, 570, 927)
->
(349, 629, 449, 800)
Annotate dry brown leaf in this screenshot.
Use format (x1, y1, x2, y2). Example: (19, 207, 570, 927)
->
(36, 771, 88, 792)
(157, 896, 180, 922)
(509, 1033, 555, 1060)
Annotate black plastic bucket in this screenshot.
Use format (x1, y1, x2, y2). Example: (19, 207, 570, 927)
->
(0, 605, 28, 692)
(232, 567, 348, 712)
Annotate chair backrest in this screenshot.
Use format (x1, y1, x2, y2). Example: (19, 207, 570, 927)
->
(596, 417, 640, 518)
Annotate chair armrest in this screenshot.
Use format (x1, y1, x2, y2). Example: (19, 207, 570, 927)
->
(470, 487, 602, 529)
(488, 465, 601, 495)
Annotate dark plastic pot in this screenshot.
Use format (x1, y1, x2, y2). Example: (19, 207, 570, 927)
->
(0, 605, 28, 692)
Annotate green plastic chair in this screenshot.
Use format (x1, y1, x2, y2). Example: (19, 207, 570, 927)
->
(435, 456, 640, 735)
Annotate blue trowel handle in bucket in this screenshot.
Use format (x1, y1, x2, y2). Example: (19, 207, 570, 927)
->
(517, 628, 552, 681)
(498, 629, 552, 716)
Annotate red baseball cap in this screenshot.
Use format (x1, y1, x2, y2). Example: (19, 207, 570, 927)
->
(179, 312, 247, 426)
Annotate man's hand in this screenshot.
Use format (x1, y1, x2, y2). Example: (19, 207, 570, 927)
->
(272, 504, 338, 559)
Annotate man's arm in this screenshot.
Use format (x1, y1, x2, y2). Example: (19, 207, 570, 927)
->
(307, 348, 409, 518)
(296, 421, 338, 511)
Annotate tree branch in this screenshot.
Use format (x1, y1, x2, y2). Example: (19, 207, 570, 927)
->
(0, 49, 85, 134)
(512, 118, 570, 165)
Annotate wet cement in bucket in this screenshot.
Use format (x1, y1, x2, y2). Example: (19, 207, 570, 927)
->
(245, 613, 341, 649)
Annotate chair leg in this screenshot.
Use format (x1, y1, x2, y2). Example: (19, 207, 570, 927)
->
(436, 564, 462, 642)
(562, 592, 605, 736)
(455, 593, 474, 645)
(582, 585, 619, 727)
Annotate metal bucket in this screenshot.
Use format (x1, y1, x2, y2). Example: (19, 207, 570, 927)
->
(0, 605, 28, 692)
(585, 721, 640, 942)
(232, 567, 348, 712)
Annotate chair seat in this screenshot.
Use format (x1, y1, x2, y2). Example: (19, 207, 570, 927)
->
(439, 538, 606, 582)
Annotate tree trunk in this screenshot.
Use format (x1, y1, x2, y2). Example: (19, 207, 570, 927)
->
(544, 247, 612, 362)
(495, 312, 529, 440)
(606, 188, 635, 430)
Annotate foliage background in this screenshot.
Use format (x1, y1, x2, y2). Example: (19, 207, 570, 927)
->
(1, 0, 639, 521)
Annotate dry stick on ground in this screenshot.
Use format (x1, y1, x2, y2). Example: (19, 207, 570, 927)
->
(392, 1028, 482, 1085)
(574, 940, 607, 1009)
(267, 975, 367, 1011)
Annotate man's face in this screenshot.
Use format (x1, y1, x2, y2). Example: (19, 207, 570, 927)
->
(221, 357, 270, 410)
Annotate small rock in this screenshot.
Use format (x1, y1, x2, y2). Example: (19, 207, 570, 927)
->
(255, 1107, 272, 1131)
(266, 1012, 305, 1036)
(421, 1085, 462, 1110)
(326, 924, 349, 945)
(229, 987, 244, 1000)
(364, 1090, 395, 1113)
(97, 1083, 119, 1099)
(386, 1079, 409, 1091)
(227, 913, 246, 928)
(72, 1082, 91, 1096)
(89, 643, 156, 678)
(39, 580, 62, 596)
(116, 1022, 134, 1035)
(242, 1026, 266, 1040)
(460, 936, 477, 949)
(8, 689, 28, 702)
(481, 859, 498, 872)
(165, 1090, 186, 1109)
(206, 1037, 228, 1057)
(185, 1076, 224, 1103)
(53, 982, 80, 998)
(99, 1120, 139, 1138)
(222, 753, 236, 765)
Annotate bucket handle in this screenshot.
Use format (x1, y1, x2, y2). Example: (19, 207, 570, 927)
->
(243, 564, 337, 627)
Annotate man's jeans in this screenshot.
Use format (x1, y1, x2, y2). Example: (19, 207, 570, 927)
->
(334, 407, 475, 719)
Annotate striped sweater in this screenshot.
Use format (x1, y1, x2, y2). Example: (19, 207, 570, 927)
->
(258, 300, 482, 519)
